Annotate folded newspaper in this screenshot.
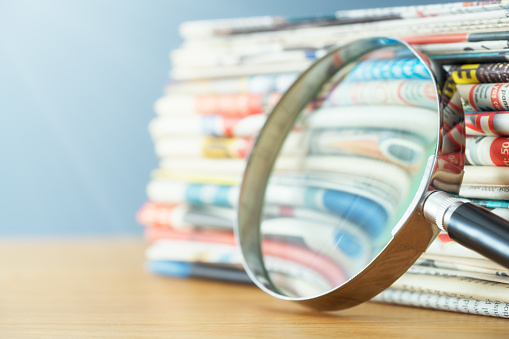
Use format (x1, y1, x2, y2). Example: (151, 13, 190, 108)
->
(139, 1, 509, 318)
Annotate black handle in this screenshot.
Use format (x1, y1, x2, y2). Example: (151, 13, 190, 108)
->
(447, 203, 509, 269)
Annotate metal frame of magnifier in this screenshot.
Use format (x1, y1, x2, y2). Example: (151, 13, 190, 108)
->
(236, 37, 462, 311)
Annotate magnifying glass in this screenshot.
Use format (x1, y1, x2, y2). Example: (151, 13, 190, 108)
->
(236, 37, 509, 311)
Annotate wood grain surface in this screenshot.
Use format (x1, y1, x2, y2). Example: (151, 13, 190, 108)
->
(0, 238, 508, 338)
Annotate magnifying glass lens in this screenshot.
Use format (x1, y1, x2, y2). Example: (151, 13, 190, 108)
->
(236, 37, 460, 305)
(256, 41, 440, 298)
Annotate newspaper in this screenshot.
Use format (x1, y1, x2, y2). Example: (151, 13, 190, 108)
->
(139, 1, 509, 317)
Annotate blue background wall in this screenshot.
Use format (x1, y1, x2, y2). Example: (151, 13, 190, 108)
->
(0, 0, 445, 235)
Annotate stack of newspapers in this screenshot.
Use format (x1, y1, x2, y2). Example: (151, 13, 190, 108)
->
(138, 1, 509, 318)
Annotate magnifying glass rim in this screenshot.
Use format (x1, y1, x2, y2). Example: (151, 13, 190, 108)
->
(236, 37, 449, 310)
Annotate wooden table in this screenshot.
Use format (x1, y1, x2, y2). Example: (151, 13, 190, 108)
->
(0, 238, 508, 338)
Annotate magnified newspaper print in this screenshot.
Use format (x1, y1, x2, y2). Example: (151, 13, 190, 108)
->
(258, 44, 442, 298)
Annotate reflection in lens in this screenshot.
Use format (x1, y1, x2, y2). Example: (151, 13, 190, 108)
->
(259, 42, 439, 298)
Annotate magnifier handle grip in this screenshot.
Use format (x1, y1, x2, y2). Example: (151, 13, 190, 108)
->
(424, 191, 509, 269)
(446, 203, 509, 269)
